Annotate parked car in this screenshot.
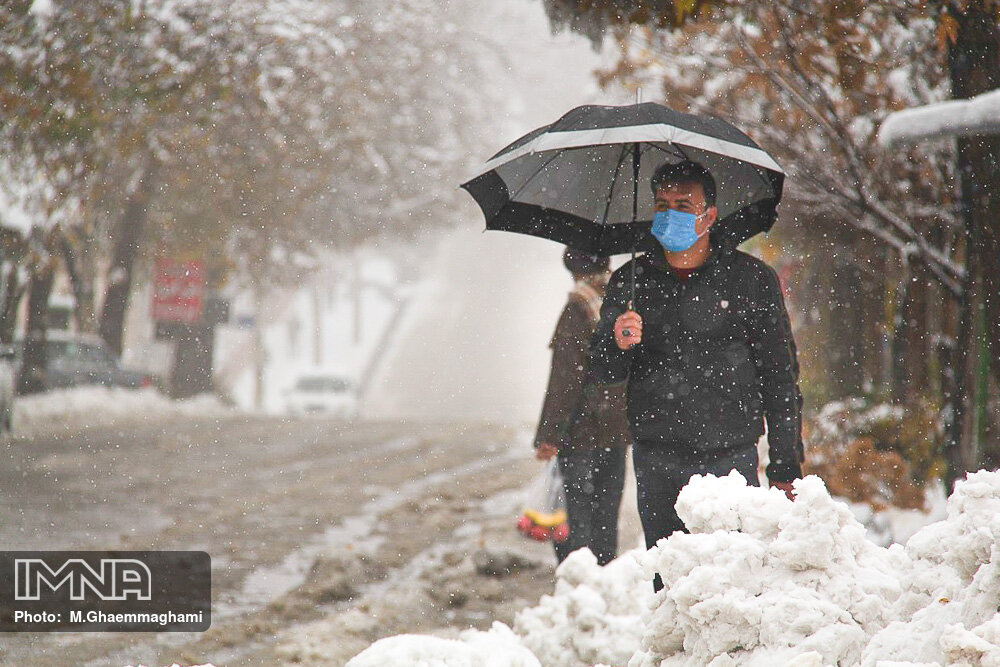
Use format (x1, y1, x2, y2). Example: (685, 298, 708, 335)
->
(14, 331, 154, 391)
(285, 372, 358, 418)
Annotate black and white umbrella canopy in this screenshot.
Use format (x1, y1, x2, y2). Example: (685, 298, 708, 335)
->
(461, 103, 784, 255)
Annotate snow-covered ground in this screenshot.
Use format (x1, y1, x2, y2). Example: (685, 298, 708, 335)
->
(348, 470, 1000, 667)
(12, 386, 231, 438)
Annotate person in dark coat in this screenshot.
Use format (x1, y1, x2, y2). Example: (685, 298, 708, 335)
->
(534, 248, 632, 566)
(589, 160, 804, 590)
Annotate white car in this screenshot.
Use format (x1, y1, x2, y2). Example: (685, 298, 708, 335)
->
(285, 373, 358, 418)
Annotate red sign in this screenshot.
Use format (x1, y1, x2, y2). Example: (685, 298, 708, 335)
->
(152, 259, 206, 324)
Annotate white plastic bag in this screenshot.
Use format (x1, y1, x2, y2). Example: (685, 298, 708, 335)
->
(516, 459, 568, 541)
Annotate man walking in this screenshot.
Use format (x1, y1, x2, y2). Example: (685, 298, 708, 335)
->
(589, 160, 804, 589)
(534, 248, 632, 566)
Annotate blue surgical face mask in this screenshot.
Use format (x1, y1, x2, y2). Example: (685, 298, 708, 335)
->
(651, 209, 707, 252)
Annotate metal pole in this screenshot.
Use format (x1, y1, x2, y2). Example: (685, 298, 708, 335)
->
(629, 88, 642, 310)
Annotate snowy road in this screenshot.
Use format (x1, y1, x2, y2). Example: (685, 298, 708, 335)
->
(1, 415, 635, 666)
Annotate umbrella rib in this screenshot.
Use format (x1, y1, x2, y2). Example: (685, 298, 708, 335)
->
(507, 150, 566, 203)
(600, 144, 632, 226)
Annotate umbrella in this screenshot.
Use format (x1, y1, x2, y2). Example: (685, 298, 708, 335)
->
(460, 102, 784, 257)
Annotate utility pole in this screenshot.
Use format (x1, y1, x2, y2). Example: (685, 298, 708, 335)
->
(253, 284, 265, 412)
(353, 257, 362, 345)
(313, 284, 323, 366)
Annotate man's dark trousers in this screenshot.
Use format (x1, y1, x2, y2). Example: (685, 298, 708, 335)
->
(553, 445, 627, 566)
(633, 441, 760, 591)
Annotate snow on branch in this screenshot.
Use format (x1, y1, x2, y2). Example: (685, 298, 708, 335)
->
(878, 89, 1000, 147)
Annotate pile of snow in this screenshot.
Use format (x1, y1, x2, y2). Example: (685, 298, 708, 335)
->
(861, 469, 1000, 665)
(514, 549, 651, 666)
(346, 624, 541, 667)
(346, 549, 649, 667)
(14, 386, 231, 437)
(347, 470, 1000, 667)
(634, 472, 902, 666)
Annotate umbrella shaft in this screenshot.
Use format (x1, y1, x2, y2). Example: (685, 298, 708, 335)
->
(630, 142, 639, 307)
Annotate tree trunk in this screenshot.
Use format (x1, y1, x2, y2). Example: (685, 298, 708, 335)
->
(17, 259, 55, 395)
(58, 226, 98, 334)
(99, 160, 158, 357)
(983, 141, 1000, 387)
(0, 260, 27, 345)
(889, 256, 912, 401)
(903, 265, 933, 400)
(946, 6, 1000, 480)
(169, 325, 215, 399)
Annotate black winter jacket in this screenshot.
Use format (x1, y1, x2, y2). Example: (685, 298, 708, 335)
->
(588, 245, 804, 482)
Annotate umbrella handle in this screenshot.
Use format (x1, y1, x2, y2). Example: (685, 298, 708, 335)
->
(622, 300, 634, 337)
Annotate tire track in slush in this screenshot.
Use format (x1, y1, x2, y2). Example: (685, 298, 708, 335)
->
(216, 435, 526, 619)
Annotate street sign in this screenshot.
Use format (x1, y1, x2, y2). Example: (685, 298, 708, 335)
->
(152, 259, 205, 324)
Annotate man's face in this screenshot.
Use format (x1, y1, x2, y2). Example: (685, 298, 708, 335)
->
(654, 180, 717, 235)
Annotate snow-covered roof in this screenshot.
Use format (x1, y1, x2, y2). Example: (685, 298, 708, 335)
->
(878, 88, 1000, 147)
